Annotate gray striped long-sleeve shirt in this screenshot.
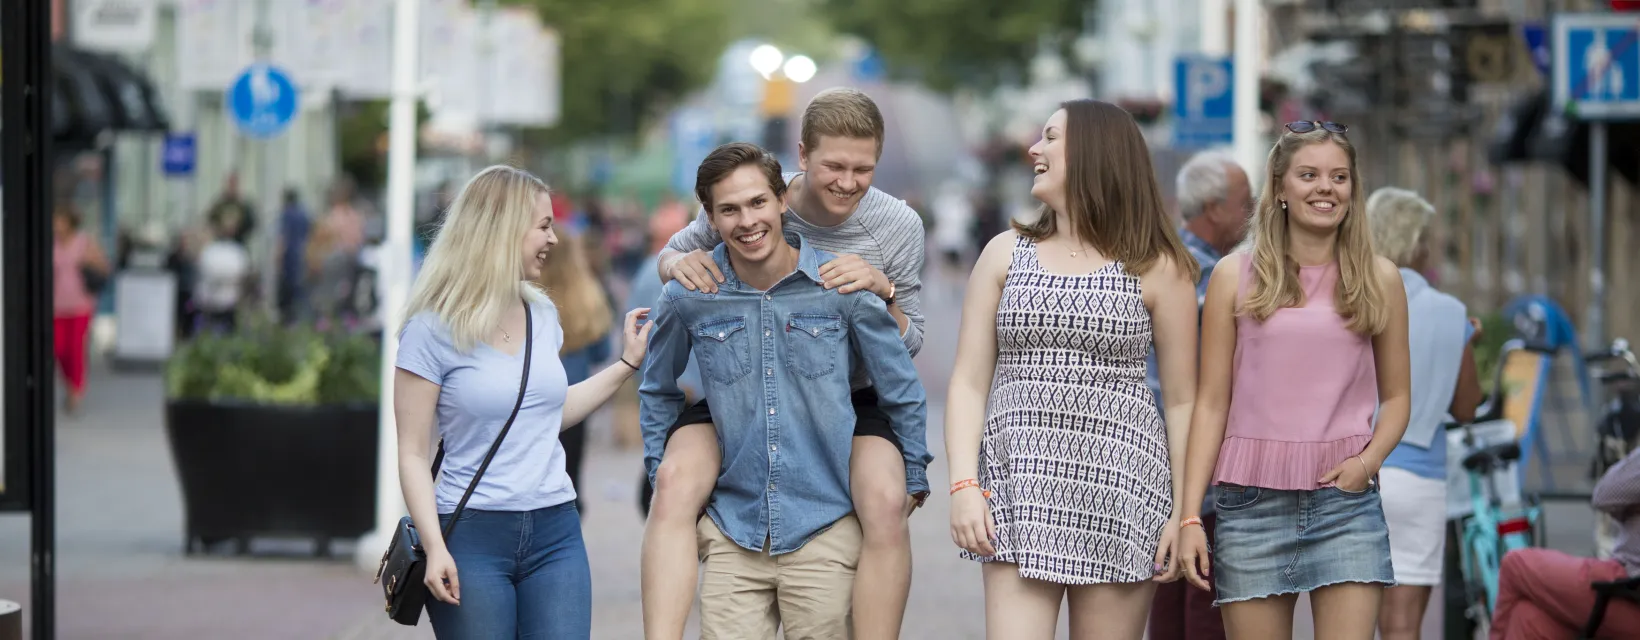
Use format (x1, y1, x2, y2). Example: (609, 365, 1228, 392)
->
(664, 172, 928, 364)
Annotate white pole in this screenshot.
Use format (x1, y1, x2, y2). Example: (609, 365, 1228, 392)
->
(1232, 0, 1263, 180)
(355, 0, 421, 573)
(1201, 0, 1228, 56)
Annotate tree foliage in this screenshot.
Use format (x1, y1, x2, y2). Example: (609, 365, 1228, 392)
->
(820, 0, 1091, 92)
(504, 0, 734, 138)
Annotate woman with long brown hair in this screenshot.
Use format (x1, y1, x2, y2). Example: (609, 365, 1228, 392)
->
(945, 99, 1203, 637)
(1175, 123, 1412, 639)
(536, 225, 615, 514)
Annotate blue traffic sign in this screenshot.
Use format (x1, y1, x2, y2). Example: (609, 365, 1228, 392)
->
(1522, 23, 1551, 78)
(226, 64, 299, 138)
(1552, 13, 1640, 120)
(1173, 56, 1234, 149)
(160, 133, 196, 176)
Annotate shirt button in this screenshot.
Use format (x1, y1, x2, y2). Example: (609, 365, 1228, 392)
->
(766, 368, 773, 376)
(765, 295, 772, 301)
(768, 483, 776, 491)
(768, 407, 776, 415)
(765, 329, 771, 337)
(770, 445, 777, 451)
(717, 332, 725, 339)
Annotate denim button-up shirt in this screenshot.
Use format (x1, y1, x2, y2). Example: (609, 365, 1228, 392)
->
(639, 233, 930, 555)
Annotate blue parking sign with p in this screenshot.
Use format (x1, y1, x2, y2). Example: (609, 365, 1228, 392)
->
(1173, 56, 1234, 148)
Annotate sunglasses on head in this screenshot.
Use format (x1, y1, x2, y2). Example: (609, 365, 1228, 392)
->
(1285, 121, 1348, 135)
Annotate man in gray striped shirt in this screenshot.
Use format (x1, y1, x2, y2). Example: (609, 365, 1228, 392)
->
(641, 87, 929, 640)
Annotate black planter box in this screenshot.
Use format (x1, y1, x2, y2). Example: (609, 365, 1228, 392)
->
(164, 400, 379, 555)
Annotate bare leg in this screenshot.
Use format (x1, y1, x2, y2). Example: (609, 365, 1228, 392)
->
(640, 424, 720, 640)
(1066, 580, 1157, 639)
(982, 562, 1064, 640)
(1308, 582, 1384, 640)
(1221, 593, 1299, 640)
(849, 436, 912, 640)
(1378, 585, 1432, 640)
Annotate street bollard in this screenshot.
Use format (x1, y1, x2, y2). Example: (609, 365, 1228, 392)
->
(0, 600, 19, 640)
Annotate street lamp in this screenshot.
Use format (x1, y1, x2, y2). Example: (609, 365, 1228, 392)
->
(750, 44, 784, 79)
(783, 55, 817, 83)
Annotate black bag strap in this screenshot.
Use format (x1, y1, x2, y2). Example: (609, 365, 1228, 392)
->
(431, 300, 533, 541)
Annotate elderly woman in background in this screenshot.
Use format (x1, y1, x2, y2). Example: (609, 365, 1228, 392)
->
(1364, 186, 1484, 640)
(536, 226, 616, 515)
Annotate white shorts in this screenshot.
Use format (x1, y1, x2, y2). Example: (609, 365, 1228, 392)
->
(1380, 466, 1447, 586)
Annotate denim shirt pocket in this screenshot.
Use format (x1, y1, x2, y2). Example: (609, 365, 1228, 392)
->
(784, 313, 845, 379)
(695, 316, 751, 384)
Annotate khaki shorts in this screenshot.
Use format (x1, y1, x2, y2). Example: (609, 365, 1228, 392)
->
(697, 515, 861, 639)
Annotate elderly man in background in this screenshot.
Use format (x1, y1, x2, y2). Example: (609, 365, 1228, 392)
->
(1146, 149, 1252, 640)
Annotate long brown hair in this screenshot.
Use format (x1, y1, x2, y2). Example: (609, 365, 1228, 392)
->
(1013, 99, 1198, 281)
(537, 228, 613, 354)
(1241, 128, 1387, 335)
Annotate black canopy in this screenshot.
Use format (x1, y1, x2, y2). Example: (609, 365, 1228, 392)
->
(50, 44, 169, 149)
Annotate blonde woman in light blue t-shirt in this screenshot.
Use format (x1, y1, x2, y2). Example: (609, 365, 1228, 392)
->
(395, 165, 652, 638)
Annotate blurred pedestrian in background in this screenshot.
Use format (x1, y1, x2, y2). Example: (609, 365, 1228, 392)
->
(537, 225, 616, 516)
(53, 204, 111, 414)
(1366, 186, 1483, 640)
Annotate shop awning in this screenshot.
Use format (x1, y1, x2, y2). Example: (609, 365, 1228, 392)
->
(51, 44, 169, 147)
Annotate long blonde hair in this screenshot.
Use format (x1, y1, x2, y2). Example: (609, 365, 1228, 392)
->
(404, 165, 550, 352)
(1241, 129, 1387, 335)
(537, 229, 612, 354)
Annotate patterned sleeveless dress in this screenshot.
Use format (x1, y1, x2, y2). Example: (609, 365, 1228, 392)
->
(962, 236, 1173, 584)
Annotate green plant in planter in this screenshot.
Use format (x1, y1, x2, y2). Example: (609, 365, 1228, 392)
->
(165, 319, 381, 406)
(1472, 310, 1512, 386)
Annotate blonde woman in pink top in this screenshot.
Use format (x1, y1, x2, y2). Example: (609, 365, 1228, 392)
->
(52, 206, 111, 414)
(1174, 122, 1413, 639)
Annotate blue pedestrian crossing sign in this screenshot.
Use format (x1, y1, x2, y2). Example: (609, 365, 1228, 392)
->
(1173, 56, 1234, 149)
(1552, 13, 1640, 121)
(226, 63, 300, 138)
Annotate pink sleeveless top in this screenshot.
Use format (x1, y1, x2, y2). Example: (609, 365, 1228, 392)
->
(1213, 258, 1378, 490)
(53, 233, 95, 318)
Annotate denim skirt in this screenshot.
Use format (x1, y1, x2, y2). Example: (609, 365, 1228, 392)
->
(1210, 482, 1396, 606)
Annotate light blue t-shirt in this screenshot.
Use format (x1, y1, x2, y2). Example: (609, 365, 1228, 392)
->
(397, 298, 576, 513)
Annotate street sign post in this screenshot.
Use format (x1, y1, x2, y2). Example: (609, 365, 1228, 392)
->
(226, 63, 299, 138)
(1551, 12, 1640, 346)
(1173, 55, 1235, 150)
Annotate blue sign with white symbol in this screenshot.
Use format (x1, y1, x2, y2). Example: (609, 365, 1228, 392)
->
(161, 133, 196, 176)
(1173, 56, 1234, 149)
(1522, 23, 1551, 78)
(1552, 13, 1640, 120)
(226, 63, 300, 138)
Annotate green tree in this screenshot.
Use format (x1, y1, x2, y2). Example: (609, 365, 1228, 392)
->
(820, 0, 1091, 92)
(506, 0, 734, 138)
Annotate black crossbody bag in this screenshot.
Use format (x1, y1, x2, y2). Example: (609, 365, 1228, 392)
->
(375, 302, 533, 626)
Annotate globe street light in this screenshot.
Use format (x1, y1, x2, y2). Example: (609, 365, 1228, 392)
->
(750, 44, 784, 79)
(783, 55, 817, 83)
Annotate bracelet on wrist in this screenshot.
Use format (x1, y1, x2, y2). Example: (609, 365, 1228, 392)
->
(1180, 516, 1203, 530)
(950, 478, 991, 498)
(619, 357, 639, 372)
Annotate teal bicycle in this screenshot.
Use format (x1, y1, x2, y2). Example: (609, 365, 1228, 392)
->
(1450, 422, 1542, 629)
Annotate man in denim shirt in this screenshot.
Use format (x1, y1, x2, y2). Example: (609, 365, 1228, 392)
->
(639, 143, 929, 638)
